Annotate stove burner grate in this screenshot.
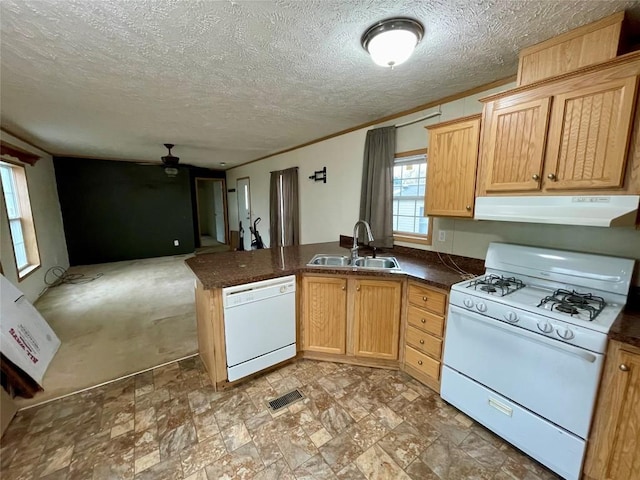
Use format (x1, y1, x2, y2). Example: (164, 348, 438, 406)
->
(537, 289, 606, 321)
(467, 274, 525, 297)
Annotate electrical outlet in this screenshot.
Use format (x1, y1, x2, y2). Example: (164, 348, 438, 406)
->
(438, 230, 446, 242)
(174, 240, 179, 246)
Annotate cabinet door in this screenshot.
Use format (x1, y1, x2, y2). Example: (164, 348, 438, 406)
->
(544, 76, 638, 191)
(353, 279, 401, 360)
(483, 97, 551, 192)
(606, 349, 640, 478)
(584, 342, 640, 479)
(425, 116, 481, 217)
(301, 276, 347, 355)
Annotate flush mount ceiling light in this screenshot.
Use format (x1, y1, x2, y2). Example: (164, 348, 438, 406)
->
(361, 17, 424, 68)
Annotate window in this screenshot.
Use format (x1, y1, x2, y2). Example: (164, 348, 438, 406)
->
(393, 150, 431, 245)
(0, 160, 40, 278)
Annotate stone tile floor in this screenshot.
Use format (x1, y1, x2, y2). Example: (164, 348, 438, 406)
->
(1, 357, 559, 479)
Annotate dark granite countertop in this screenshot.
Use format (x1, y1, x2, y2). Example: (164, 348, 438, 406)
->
(609, 288, 640, 349)
(185, 241, 484, 291)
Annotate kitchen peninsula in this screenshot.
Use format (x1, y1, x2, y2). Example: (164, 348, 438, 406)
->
(185, 241, 484, 392)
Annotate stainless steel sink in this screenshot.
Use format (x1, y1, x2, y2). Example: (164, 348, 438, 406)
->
(307, 254, 401, 271)
(354, 256, 401, 270)
(307, 254, 352, 266)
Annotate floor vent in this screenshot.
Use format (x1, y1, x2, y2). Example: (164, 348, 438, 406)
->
(267, 389, 305, 411)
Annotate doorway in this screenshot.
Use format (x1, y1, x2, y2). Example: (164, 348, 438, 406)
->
(195, 178, 228, 247)
(237, 177, 252, 251)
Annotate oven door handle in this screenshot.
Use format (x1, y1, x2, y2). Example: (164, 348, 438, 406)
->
(449, 305, 598, 363)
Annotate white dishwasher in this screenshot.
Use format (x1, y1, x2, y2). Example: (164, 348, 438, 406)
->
(223, 275, 296, 382)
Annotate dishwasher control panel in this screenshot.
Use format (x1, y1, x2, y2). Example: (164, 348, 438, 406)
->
(222, 275, 296, 309)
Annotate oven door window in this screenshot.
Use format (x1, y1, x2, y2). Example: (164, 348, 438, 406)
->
(443, 305, 604, 439)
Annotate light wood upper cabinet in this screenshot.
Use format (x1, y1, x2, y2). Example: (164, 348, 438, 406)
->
(425, 115, 481, 217)
(477, 53, 640, 197)
(301, 276, 347, 355)
(543, 76, 638, 190)
(584, 340, 640, 480)
(517, 12, 623, 86)
(483, 97, 551, 193)
(353, 278, 401, 360)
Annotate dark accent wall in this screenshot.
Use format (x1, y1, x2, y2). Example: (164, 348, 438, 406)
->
(54, 157, 224, 266)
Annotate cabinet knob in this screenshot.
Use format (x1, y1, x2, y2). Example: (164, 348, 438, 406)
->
(341, 286, 346, 291)
(532, 174, 540, 181)
(418, 360, 423, 365)
(419, 339, 425, 345)
(547, 173, 557, 181)
(356, 286, 360, 292)
(421, 318, 426, 324)
(620, 364, 630, 372)
(422, 296, 428, 301)
(465, 205, 471, 211)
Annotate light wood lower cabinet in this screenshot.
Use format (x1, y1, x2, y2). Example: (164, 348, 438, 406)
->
(584, 340, 640, 480)
(300, 274, 402, 364)
(301, 276, 347, 355)
(401, 281, 448, 393)
(353, 278, 402, 360)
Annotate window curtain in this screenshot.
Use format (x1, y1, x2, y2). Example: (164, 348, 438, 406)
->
(269, 167, 299, 247)
(359, 126, 395, 248)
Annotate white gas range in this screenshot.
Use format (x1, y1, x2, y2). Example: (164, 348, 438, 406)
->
(441, 243, 635, 480)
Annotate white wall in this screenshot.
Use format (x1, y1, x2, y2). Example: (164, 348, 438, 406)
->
(225, 82, 510, 246)
(0, 131, 69, 302)
(226, 83, 640, 284)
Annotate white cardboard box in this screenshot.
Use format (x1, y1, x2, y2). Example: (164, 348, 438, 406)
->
(0, 274, 60, 386)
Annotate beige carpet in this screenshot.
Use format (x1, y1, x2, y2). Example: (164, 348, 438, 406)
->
(16, 255, 198, 407)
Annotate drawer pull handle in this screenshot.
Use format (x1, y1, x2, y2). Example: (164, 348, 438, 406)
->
(620, 364, 629, 372)
(421, 318, 426, 323)
(422, 296, 428, 301)
(488, 397, 513, 417)
(417, 360, 423, 365)
(419, 339, 425, 344)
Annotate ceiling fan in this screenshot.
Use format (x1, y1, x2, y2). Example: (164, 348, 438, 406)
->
(161, 143, 180, 167)
(137, 143, 181, 176)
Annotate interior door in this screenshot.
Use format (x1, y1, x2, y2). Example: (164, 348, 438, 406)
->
(236, 177, 252, 250)
(213, 180, 226, 243)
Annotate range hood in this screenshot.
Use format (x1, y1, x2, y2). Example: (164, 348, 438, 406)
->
(474, 195, 640, 227)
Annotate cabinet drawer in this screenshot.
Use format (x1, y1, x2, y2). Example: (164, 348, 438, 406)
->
(408, 284, 446, 315)
(405, 346, 440, 381)
(405, 325, 442, 359)
(407, 306, 445, 337)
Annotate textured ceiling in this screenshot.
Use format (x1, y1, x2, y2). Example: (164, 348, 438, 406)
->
(1, 0, 640, 169)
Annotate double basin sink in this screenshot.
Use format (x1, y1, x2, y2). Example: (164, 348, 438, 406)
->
(307, 254, 401, 271)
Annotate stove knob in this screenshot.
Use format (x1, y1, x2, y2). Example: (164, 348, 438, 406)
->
(556, 327, 575, 340)
(537, 321, 553, 334)
(476, 302, 487, 313)
(463, 298, 474, 309)
(504, 311, 518, 323)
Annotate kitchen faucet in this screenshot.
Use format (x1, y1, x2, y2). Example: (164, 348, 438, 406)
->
(352, 220, 374, 263)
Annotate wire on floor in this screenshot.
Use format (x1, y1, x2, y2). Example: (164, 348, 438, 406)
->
(44, 266, 104, 287)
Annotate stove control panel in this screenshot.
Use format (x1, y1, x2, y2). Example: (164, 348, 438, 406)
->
(449, 289, 607, 353)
